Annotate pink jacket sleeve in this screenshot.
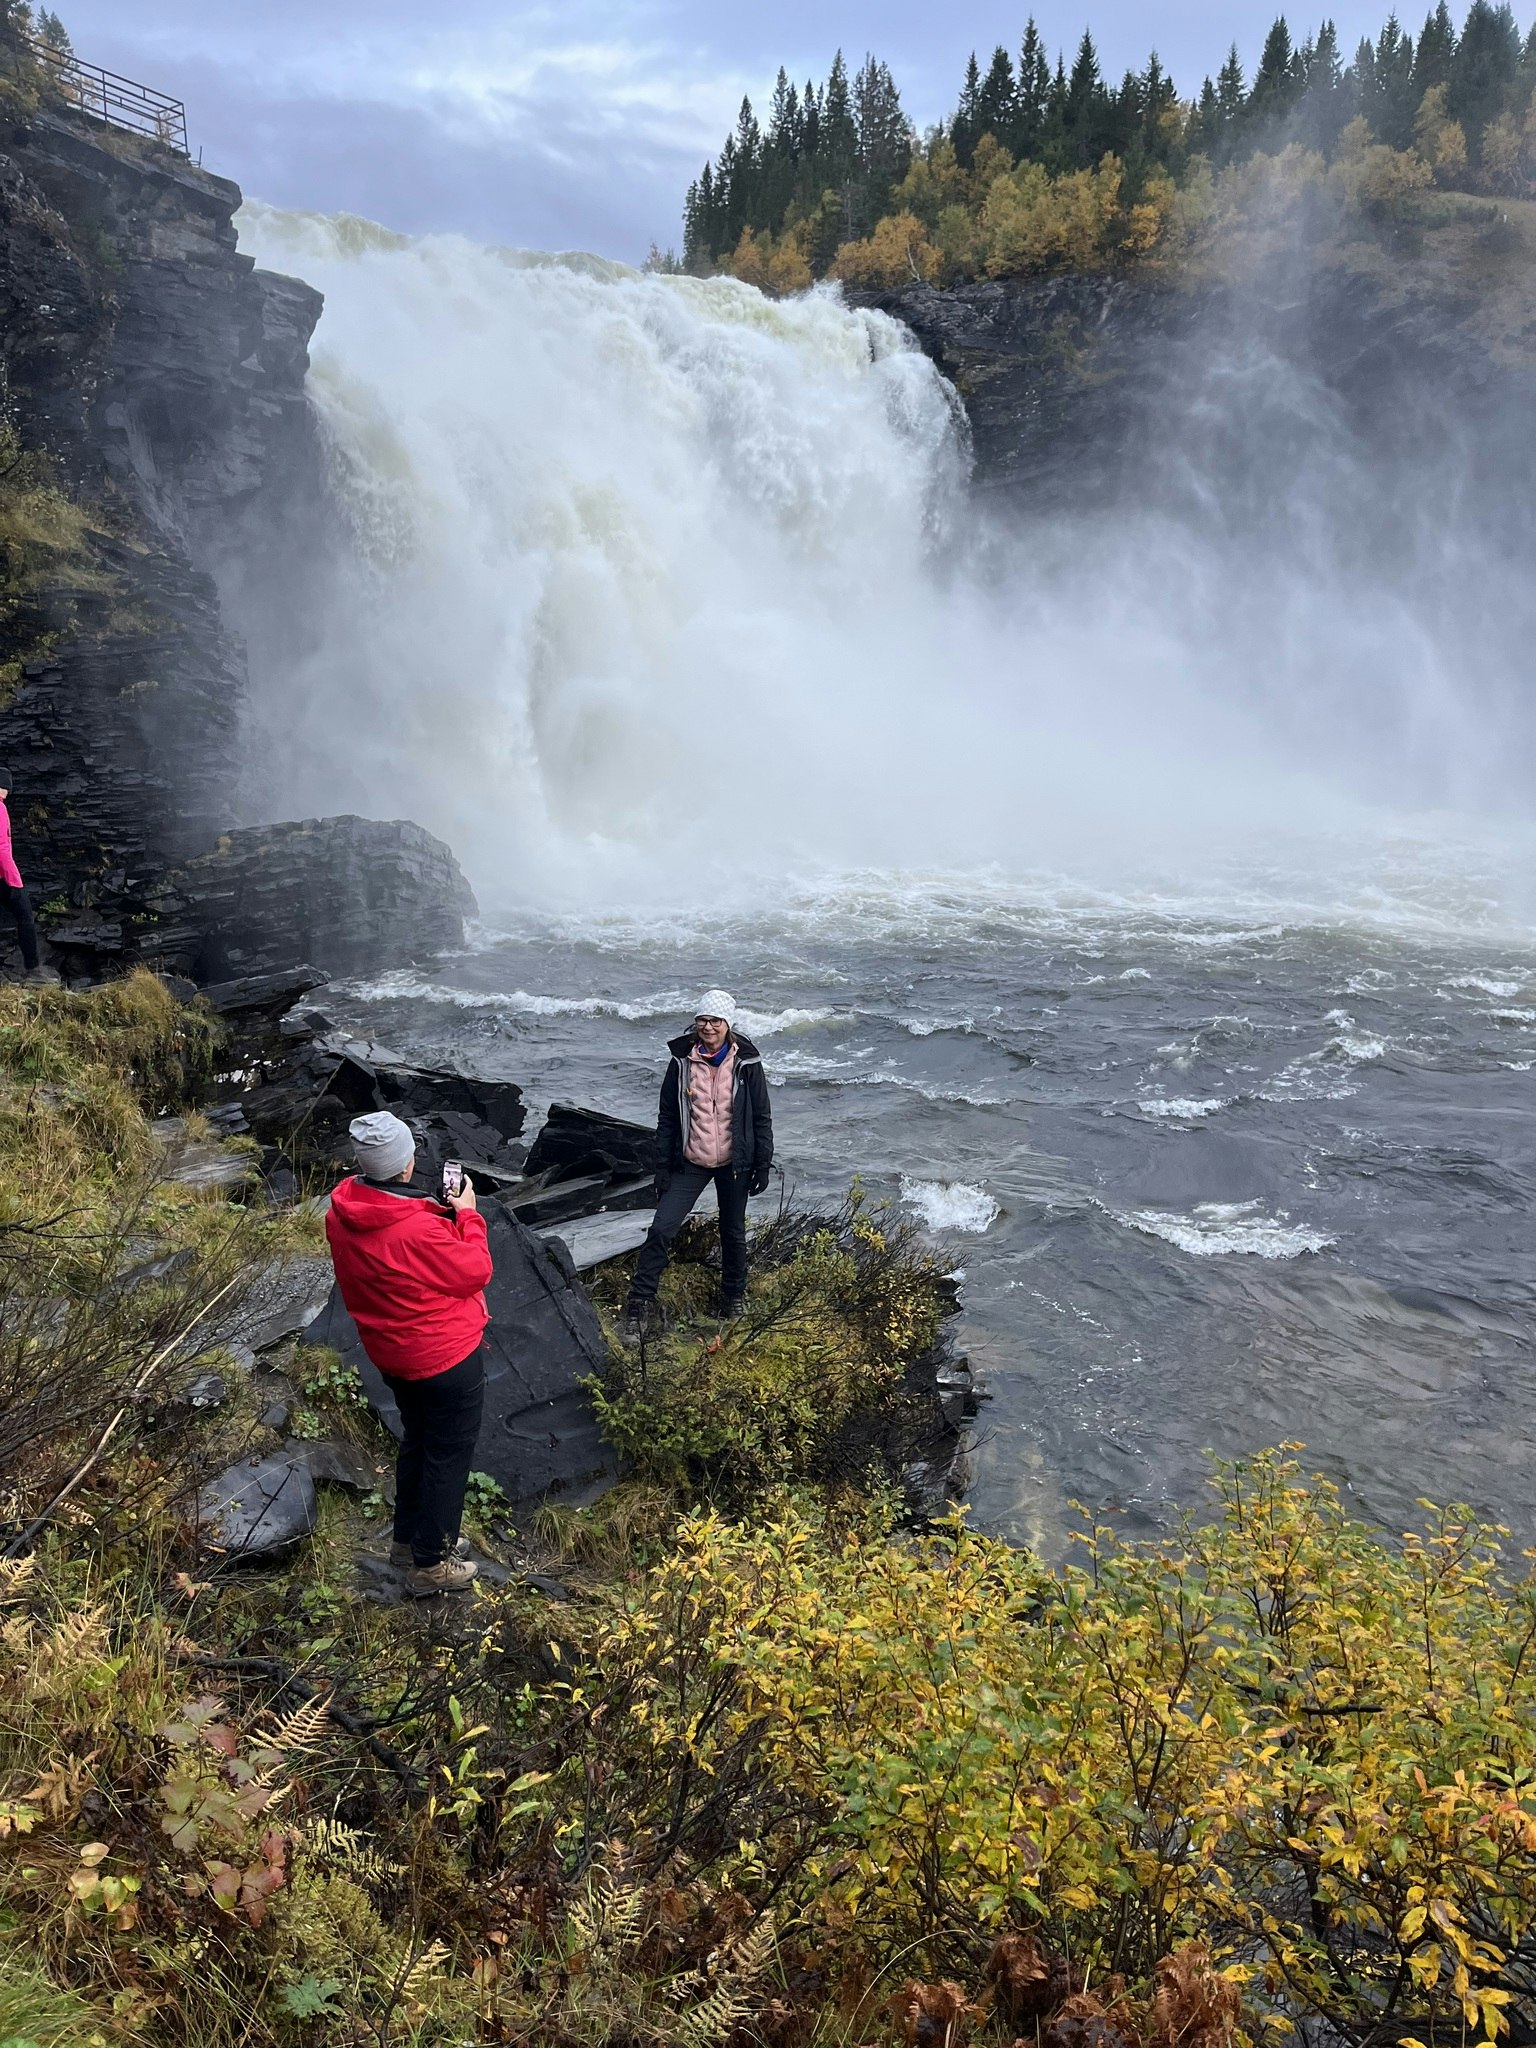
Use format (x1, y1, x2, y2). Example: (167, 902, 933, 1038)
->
(0, 802, 21, 890)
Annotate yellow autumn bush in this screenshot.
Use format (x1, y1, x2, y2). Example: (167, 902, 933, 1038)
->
(555, 1450, 1536, 2040)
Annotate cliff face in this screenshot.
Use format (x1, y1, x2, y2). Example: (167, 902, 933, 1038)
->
(867, 214, 1536, 542)
(0, 79, 471, 979)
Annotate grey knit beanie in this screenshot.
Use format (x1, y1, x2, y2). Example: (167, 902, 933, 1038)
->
(349, 1110, 416, 1181)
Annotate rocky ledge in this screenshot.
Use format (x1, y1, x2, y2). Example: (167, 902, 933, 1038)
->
(0, 62, 472, 984)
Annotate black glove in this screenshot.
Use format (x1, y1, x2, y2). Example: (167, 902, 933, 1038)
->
(748, 1165, 771, 1197)
(652, 1171, 672, 1203)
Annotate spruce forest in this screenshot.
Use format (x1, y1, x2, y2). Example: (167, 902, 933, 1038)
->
(676, 2, 1536, 289)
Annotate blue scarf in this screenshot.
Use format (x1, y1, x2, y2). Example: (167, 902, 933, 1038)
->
(703, 1033, 732, 1066)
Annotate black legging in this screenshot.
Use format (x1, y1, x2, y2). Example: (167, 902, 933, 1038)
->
(380, 1345, 485, 1566)
(2, 885, 38, 971)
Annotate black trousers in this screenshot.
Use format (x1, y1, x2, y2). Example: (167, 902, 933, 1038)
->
(630, 1164, 750, 1303)
(380, 1345, 485, 1566)
(3, 885, 37, 971)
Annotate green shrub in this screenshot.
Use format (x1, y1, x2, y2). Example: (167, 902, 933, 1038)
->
(590, 1192, 950, 1505)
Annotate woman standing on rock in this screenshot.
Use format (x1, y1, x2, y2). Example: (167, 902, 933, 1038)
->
(0, 766, 51, 984)
(621, 991, 774, 1339)
(325, 1110, 491, 1595)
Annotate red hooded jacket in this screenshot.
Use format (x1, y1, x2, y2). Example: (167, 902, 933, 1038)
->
(325, 1177, 491, 1380)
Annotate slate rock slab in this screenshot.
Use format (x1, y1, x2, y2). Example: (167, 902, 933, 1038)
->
(197, 1451, 317, 1559)
(526, 1102, 656, 1185)
(302, 1202, 619, 1509)
(223, 1256, 335, 1354)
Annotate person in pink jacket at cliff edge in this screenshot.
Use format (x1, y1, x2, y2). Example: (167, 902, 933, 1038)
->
(0, 765, 50, 984)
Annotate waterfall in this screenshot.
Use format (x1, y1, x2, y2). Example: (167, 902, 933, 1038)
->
(232, 203, 1536, 927)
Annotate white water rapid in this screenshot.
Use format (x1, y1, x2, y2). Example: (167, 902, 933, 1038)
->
(233, 204, 1535, 934)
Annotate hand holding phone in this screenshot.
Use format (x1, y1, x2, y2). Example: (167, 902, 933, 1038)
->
(441, 1159, 474, 1210)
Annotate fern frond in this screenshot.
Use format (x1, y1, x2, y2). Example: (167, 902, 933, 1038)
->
(672, 1975, 752, 2048)
(266, 1694, 333, 1755)
(0, 1555, 36, 1605)
(400, 1937, 449, 2009)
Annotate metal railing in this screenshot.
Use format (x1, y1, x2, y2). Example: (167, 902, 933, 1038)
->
(34, 43, 189, 156)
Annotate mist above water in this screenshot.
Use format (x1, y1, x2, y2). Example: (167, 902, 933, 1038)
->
(232, 203, 1536, 934)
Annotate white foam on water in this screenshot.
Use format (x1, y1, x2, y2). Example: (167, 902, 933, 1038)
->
(339, 972, 690, 1020)
(896, 1013, 975, 1038)
(1137, 1096, 1232, 1122)
(901, 1177, 1001, 1234)
(1111, 1199, 1335, 1259)
(1447, 974, 1524, 997)
(333, 975, 830, 1037)
(735, 1005, 836, 1037)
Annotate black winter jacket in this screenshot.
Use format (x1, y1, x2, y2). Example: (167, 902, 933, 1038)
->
(656, 1031, 774, 1177)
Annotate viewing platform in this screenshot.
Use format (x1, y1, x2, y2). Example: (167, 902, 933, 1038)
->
(35, 41, 189, 157)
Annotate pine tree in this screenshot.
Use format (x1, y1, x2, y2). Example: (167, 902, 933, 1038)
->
(976, 45, 1018, 148)
(36, 4, 68, 52)
(1064, 28, 1106, 165)
(1251, 16, 1298, 108)
(1447, 0, 1521, 147)
(1413, 0, 1457, 94)
(1139, 49, 1178, 159)
(1015, 20, 1051, 157)
(802, 79, 821, 161)
(952, 51, 982, 164)
(1217, 42, 1247, 118)
(1371, 13, 1419, 147)
(1189, 73, 1221, 154)
(853, 54, 912, 232)
(821, 50, 859, 186)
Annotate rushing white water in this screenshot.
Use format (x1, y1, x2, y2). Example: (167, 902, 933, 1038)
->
(233, 203, 1536, 932)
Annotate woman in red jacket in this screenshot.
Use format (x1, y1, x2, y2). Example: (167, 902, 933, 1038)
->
(325, 1110, 492, 1594)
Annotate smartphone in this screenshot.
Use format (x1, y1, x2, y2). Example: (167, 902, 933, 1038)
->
(440, 1160, 466, 1200)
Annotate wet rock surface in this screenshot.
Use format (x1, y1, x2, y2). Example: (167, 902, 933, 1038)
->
(197, 1449, 318, 1560)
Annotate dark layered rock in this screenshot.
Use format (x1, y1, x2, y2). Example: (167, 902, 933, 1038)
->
(0, 70, 473, 982)
(526, 1102, 657, 1184)
(162, 814, 477, 981)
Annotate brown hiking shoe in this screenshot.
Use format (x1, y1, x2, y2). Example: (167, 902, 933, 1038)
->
(405, 1554, 479, 1597)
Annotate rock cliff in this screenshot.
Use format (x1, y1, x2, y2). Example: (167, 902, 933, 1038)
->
(0, 54, 472, 979)
(866, 212, 1536, 539)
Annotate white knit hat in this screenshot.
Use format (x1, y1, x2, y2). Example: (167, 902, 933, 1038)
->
(694, 989, 738, 1028)
(349, 1110, 416, 1180)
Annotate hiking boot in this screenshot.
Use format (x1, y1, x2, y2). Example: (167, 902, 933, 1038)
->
(389, 1535, 471, 1569)
(22, 964, 60, 985)
(618, 1298, 652, 1347)
(405, 1553, 479, 1597)
(716, 1293, 745, 1322)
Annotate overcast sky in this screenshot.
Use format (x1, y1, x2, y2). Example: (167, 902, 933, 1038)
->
(73, 1, 1407, 261)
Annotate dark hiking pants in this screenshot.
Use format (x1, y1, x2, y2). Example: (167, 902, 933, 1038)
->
(629, 1164, 750, 1304)
(380, 1345, 485, 1566)
(3, 885, 38, 971)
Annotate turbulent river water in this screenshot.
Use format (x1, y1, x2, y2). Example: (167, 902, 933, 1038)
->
(232, 205, 1536, 1551)
(320, 869, 1536, 1556)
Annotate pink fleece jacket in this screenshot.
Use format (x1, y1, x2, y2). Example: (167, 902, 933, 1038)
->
(0, 799, 21, 891)
(684, 1042, 736, 1168)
